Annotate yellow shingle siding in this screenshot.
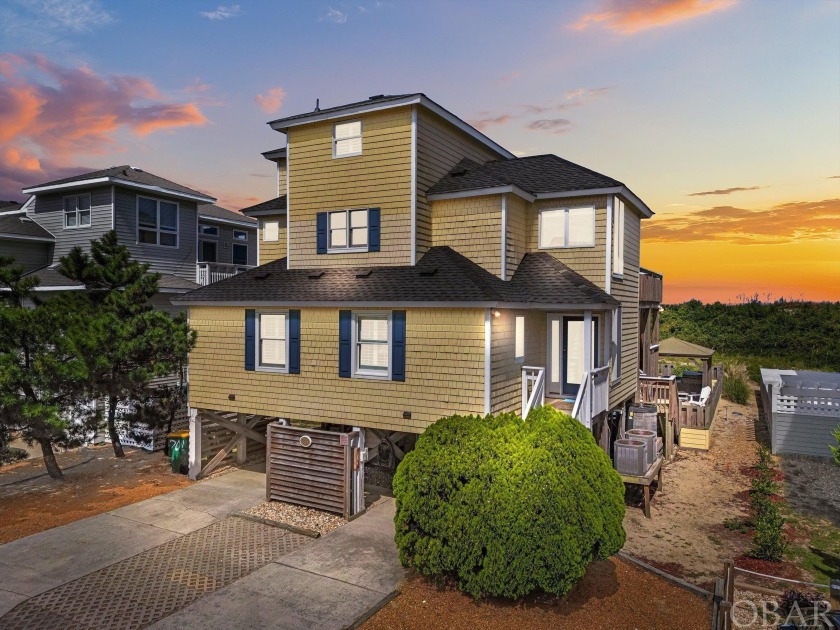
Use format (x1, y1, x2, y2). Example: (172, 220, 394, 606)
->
(490, 309, 547, 414)
(187, 306, 486, 434)
(430, 195, 503, 277)
(504, 194, 529, 280)
(258, 215, 287, 265)
(415, 109, 504, 260)
(287, 108, 412, 269)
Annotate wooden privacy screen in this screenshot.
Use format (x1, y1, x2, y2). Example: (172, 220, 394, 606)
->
(266, 422, 358, 519)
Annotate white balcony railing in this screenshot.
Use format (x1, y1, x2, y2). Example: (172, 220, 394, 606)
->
(571, 365, 610, 429)
(196, 262, 254, 286)
(521, 366, 546, 419)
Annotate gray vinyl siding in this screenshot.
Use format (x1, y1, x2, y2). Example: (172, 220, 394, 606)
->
(771, 413, 837, 458)
(113, 187, 198, 281)
(28, 186, 113, 260)
(0, 239, 53, 272)
(198, 220, 258, 266)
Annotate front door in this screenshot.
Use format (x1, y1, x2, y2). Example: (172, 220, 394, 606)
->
(547, 315, 598, 397)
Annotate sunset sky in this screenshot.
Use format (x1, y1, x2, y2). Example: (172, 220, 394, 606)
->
(0, 0, 838, 303)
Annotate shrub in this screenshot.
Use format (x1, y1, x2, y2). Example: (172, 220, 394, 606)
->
(723, 374, 750, 405)
(0, 446, 27, 466)
(777, 589, 827, 617)
(831, 425, 840, 465)
(393, 406, 626, 599)
(748, 500, 786, 561)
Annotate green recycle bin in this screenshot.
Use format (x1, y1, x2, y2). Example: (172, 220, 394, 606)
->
(167, 430, 190, 475)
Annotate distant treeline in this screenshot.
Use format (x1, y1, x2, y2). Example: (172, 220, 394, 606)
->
(660, 300, 840, 379)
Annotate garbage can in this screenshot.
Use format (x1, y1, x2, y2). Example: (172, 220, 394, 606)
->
(167, 430, 190, 475)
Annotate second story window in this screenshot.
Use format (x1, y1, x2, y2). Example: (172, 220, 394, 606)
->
(538, 206, 595, 249)
(333, 120, 362, 158)
(138, 196, 178, 247)
(233, 229, 248, 241)
(329, 209, 368, 250)
(64, 194, 91, 228)
(199, 224, 218, 236)
(263, 220, 279, 242)
(354, 312, 390, 378)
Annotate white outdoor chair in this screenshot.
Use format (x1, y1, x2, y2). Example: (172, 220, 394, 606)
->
(688, 386, 712, 406)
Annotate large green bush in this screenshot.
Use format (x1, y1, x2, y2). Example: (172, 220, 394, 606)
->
(392, 405, 626, 599)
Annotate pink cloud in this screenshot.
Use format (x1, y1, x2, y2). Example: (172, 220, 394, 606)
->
(254, 87, 286, 114)
(572, 0, 737, 34)
(468, 113, 512, 131)
(0, 53, 208, 198)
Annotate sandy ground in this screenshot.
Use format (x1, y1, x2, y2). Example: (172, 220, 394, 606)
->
(0, 444, 192, 544)
(362, 558, 711, 630)
(621, 394, 764, 588)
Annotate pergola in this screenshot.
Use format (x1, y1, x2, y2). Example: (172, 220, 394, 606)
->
(658, 337, 715, 387)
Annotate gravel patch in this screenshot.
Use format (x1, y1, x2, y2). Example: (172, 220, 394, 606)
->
(780, 455, 840, 526)
(731, 588, 776, 629)
(243, 500, 346, 536)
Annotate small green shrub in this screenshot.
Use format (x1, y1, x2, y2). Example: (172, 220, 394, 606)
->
(831, 425, 840, 465)
(393, 406, 626, 599)
(748, 499, 787, 561)
(756, 444, 772, 470)
(723, 375, 750, 405)
(0, 447, 27, 466)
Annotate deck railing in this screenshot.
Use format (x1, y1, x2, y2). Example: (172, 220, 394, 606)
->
(521, 366, 545, 418)
(639, 273, 663, 303)
(677, 376, 723, 429)
(639, 375, 679, 419)
(196, 262, 254, 286)
(572, 366, 609, 429)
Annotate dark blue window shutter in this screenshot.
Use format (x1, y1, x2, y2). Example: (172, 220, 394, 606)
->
(392, 310, 406, 382)
(244, 309, 256, 371)
(339, 310, 352, 377)
(289, 310, 301, 374)
(316, 212, 328, 254)
(368, 207, 380, 252)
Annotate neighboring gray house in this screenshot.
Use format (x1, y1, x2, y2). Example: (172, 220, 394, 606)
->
(0, 200, 54, 272)
(761, 368, 840, 458)
(5, 166, 257, 309)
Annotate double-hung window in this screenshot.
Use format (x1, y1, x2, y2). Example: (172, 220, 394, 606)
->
(354, 312, 390, 378)
(329, 209, 368, 251)
(138, 196, 178, 247)
(612, 197, 626, 277)
(333, 121, 362, 158)
(64, 194, 91, 228)
(538, 206, 595, 248)
(257, 311, 288, 372)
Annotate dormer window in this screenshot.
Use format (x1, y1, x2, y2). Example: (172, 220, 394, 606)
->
(333, 121, 362, 158)
(64, 194, 91, 228)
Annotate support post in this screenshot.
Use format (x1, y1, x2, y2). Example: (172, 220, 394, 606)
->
(236, 412, 247, 465)
(583, 310, 593, 372)
(188, 407, 201, 480)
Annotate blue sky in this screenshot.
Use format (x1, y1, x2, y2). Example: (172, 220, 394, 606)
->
(1, 0, 838, 301)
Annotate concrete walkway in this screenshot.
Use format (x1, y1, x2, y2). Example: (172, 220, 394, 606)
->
(147, 498, 404, 630)
(0, 469, 266, 617)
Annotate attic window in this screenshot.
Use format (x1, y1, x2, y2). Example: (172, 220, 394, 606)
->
(334, 121, 362, 158)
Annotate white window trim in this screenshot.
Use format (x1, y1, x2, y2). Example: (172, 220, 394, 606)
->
(611, 306, 622, 384)
(63, 193, 92, 230)
(351, 311, 392, 380)
(136, 195, 179, 248)
(514, 314, 525, 364)
(232, 242, 249, 266)
(537, 205, 596, 250)
(198, 239, 217, 263)
(198, 224, 219, 237)
(233, 229, 248, 241)
(255, 310, 290, 374)
(262, 220, 279, 242)
(327, 208, 369, 254)
(332, 120, 363, 159)
(612, 197, 625, 279)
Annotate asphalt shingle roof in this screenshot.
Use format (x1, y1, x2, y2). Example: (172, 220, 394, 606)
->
(0, 212, 54, 240)
(659, 337, 715, 359)
(198, 204, 257, 225)
(267, 94, 419, 127)
(173, 246, 617, 307)
(25, 166, 214, 200)
(427, 155, 623, 196)
(239, 196, 287, 215)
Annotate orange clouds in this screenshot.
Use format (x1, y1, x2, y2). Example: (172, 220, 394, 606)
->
(572, 0, 737, 34)
(643, 199, 840, 245)
(0, 53, 208, 198)
(254, 87, 286, 114)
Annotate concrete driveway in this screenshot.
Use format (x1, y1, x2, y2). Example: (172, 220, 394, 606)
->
(0, 469, 266, 617)
(0, 470, 404, 630)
